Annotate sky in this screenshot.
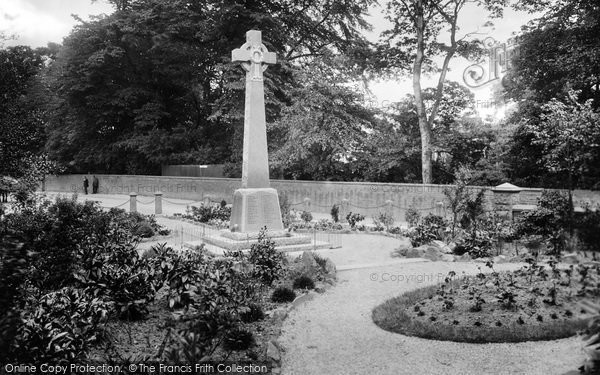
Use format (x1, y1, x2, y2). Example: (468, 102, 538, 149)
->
(0, 0, 113, 47)
(0, 0, 538, 118)
(365, 3, 538, 118)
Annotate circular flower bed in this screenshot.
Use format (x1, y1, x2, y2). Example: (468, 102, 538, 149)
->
(373, 259, 600, 343)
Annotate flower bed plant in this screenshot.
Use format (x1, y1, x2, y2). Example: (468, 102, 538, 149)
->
(373, 260, 600, 343)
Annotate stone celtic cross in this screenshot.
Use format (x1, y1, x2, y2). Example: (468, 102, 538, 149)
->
(232, 30, 276, 81)
(231, 30, 276, 188)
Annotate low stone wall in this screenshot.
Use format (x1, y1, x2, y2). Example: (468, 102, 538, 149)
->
(43, 174, 600, 220)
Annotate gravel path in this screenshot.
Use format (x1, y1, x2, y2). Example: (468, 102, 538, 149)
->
(279, 261, 586, 375)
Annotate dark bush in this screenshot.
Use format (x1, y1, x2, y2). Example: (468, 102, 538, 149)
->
(166, 311, 233, 362)
(0, 235, 28, 357)
(248, 228, 284, 286)
(293, 275, 315, 290)
(222, 329, 255, 351)
(514, 190, 571, 254)
(576, 209, 600, 253)
(134, 222, 155, 238)
(346, 212, 365, 228)
(163, 249, 209, 309)
(74, 229, 166, 320)
(408, 214, 447, 247)
(459, 232, 494, 259)
(240, 303, 265, 323)
(3, 197, 113, 290)
(301, 210, 313, 223)
(271, 287, 296, 303)
(330, 204, 340, 223)
(165, 257, 258, 361)
(9, 287, 109, 363)
(186, 203, 231, 223)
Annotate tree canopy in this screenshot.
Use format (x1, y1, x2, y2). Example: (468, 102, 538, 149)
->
(44, 0, 376, 175)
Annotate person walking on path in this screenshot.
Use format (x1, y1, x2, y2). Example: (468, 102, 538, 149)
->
(92, 176, 99, 194)
(83, 176, 89, 195)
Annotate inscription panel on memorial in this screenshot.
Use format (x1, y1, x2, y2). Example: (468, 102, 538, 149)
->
(246, 195, 259, 225)
(260, 192, 280, 227)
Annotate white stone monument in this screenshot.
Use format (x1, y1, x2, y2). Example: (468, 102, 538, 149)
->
(229, 30, 283, 233)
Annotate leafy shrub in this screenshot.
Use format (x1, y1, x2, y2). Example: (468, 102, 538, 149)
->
(314, 218, 333, 231)
(3, 197, 113, 290)
(166, 256, 257, 362)
(422, 213, 446, 228)
(222, 328, 255, 351)
(458, 230, 494, 258)
(331, 204, 340, 222)
(207, 218, 230, 229)
(408, 214, 447, 247)
(374, 212, 395, 231)
(301, 210, 313, 223)
(443, 166, 475, 237)
(311, 252, 328, 273)
(162, 248, 208, 309)
(293, 275, 315, 290)
(405, 207, 421, 227)
(514, 190, 571, 254)
(112, 210, 170, 238)
(248, 228, 284, 286)
(576, 208, 600, 253)
(186, 203, 231, 223)
(346, 212, 365, 228)
(74, 231, 166, 320)
(166, 311, 233, 363)
(9, 287, 109, 363)
(240, 303, 265, 323)
(388, 226, 403, 235)
(271, 287, 296, 303)
(134, 222, 155, 238)
(0, 235, 29, 356)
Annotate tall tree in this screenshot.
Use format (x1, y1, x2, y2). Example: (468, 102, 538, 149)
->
(505, 0, 600, 106)
(357, 81, 493, 184)
(270, 57, 377, 181)
(381, 0, 506, 183)
(528, 93, 600, 201)
(46, 0, 375, 175)
(0, 46, 50, 177)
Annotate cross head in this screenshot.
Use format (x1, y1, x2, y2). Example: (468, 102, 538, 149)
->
(232, 30, 276, 81)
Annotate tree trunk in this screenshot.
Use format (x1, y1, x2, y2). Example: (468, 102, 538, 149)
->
(568, 169, 574, 237)
(412, 0, 432, 184)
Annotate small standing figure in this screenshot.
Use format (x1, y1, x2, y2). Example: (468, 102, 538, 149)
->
(92, 176, 99, 194)
(83, 176, 89, 195)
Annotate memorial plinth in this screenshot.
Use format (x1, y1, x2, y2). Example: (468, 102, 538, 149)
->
(230, 188, 283, 232)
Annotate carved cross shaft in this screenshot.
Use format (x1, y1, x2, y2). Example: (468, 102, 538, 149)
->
(232, 30, 276, 81)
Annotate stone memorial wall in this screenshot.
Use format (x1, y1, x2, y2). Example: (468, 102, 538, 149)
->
(43, 174, 600, 219)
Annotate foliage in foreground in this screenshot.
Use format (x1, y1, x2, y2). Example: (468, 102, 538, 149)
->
(0, 197, 175, 362)
(247, 228, 285, 286)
